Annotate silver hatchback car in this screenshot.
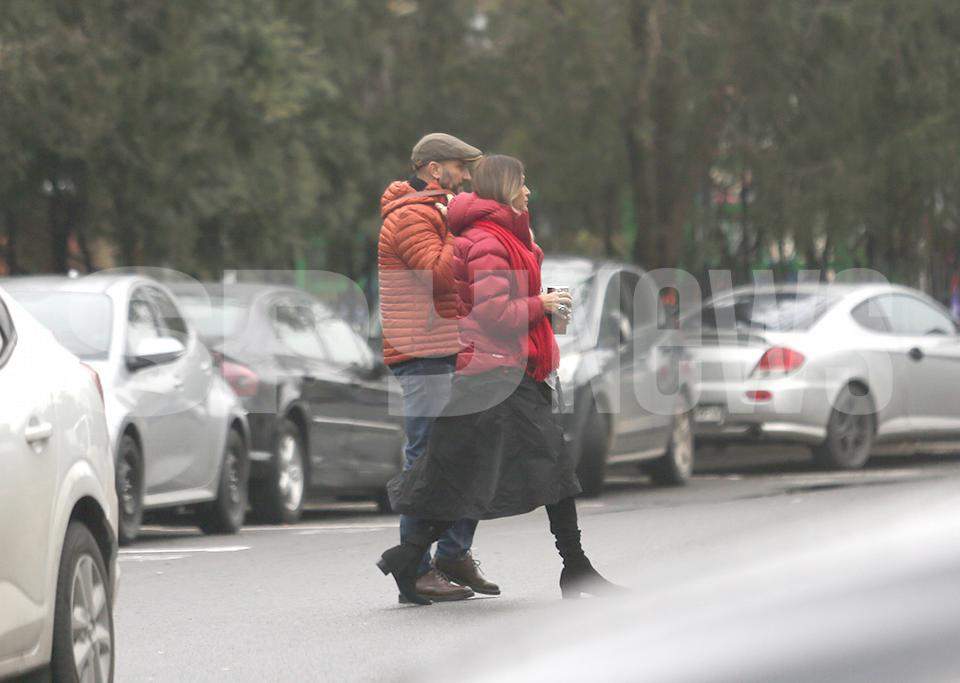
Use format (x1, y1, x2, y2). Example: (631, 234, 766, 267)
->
(2, 274, 251, 543)
(685, 282, 960, 469)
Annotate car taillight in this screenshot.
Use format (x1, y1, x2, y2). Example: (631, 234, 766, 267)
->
(752, 347, 805, 377)
(221, 359, 259, 397)
(81, 363, 105, 404)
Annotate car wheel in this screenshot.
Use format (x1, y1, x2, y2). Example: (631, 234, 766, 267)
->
(197, 429, 249, 534)
(575, 400, 610, 498)
(375, 489, 396, 514)
(647, 410, 695, 486)
(116, 433, 143, 545)
(250, 418, 306, 524)
(51, 521, 114, 683)
(813, 384, 875, 470)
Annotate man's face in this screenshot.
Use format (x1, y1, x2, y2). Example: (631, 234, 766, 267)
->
(428, 160, 471, 193)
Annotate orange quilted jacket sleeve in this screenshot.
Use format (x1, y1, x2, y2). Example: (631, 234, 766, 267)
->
(392, 205, 458, 296)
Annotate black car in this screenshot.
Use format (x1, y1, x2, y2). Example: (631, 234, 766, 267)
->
(542, 256, 694, 496)
(173, 283, 403, 523)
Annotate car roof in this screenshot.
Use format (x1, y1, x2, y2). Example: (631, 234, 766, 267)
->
(715, 281, 917, 301)
(168, 281, 311, 303)
(0, 273, 143, 295)
(542, 254, 645, 278)
(169, 281, 344, 321)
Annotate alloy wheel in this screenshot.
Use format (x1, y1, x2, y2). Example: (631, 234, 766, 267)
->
(70, 554, 112, 683)
(835, 393, 871, 459)
(225, 448, 242, 508)
(277, 434, 305, 513)
(671, 412, 694, 476)
(117, 451, 138, 517)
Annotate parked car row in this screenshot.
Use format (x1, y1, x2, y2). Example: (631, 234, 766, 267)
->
(5, 260, 960, 679)
(2, 275, 251, 544)
(538, 259, 960, 490)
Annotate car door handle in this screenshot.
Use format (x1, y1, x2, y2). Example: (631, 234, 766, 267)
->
(908, 347, 924, 361)
(25, 419, 54, 445)
(172, 376, 185, 390)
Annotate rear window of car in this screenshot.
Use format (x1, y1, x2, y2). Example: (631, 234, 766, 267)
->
(13, 291, 113, 360)
(178, 297, 250, 340)
(687, 291, 837, 333)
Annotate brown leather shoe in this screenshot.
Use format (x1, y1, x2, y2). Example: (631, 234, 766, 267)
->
(398, 568, 474, 603)
(435, 552, 501, 595)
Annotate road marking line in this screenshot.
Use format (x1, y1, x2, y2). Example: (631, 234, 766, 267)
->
(243, 523, 398, 532)
(297, 528, 387, 536)
(118, 545, 250, 555)
(120, 554, 188, 562)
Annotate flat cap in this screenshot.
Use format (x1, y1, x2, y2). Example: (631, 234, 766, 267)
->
(411, 133, 482, 167)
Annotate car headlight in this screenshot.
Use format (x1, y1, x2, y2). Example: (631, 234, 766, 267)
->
(558, 352, 581, 388)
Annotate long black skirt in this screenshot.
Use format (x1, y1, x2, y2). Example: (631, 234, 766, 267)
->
(388, 368, 582, 521)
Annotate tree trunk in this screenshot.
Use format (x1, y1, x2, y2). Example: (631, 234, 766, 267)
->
(50, 187, 70, 273)
(2, 208, 23, 275)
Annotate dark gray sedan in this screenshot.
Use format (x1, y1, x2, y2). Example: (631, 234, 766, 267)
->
(173, 282, 404, 524)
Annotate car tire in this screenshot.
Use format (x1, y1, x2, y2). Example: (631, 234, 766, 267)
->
(575, 400, 610, 498)
(250, 418, 306, 524)
(51, 521, 114, 683)
(375, 489, 396, 514)
(116, 433, 143, 545)
(813, 384, 875, 470)
(197, 429, 249, 534)
(647, 410, 695, 486)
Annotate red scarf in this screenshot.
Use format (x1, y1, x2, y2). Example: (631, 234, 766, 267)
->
(473, 219, 560, 382)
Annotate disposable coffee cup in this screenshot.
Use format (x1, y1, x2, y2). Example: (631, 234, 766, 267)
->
(548, 286, 570, 335)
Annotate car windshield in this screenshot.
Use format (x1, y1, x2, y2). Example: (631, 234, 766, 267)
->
(688, 291, 837, 333)
(178, 296, 250, 340)
(14, 291, 113, 359)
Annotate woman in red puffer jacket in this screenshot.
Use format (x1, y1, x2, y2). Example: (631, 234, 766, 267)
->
(378, 155, 623, 606)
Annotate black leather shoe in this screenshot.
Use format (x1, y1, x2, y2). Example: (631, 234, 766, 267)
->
(435, 553, 500, 595)
(377, 544, 432, 606)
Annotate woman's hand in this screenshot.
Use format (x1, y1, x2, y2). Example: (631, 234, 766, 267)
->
(539, 291, 573, 319)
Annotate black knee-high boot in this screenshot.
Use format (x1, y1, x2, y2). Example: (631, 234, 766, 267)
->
(545, 497, 625, 599)
(377, 519, 453, 605)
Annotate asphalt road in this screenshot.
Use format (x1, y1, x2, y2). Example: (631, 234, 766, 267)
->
(115, 447, 960, 682)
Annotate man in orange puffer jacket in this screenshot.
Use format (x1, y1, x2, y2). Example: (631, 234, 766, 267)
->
(378, 133, 501, 602)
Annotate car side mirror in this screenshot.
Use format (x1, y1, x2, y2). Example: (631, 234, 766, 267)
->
(127, 337, 186, 371)
(369, 359, 388, 380)
(350, 358, 387, 381)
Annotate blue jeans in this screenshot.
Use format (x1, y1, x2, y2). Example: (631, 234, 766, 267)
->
(391, 356, 478, 576)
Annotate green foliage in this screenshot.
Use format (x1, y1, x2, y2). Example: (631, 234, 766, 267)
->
(1, 0, 958, 298)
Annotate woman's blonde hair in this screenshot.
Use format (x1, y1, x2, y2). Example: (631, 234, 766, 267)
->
(472, 155, 525, 209)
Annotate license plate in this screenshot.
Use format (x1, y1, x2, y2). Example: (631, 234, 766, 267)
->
(694, 405, 725, 424)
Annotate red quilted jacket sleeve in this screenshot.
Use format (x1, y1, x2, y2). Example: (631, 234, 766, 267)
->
(463, 234, 545, 336)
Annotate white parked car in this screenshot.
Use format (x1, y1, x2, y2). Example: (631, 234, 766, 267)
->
(2, 274, 251, 543)
(0, 287, 118, 681)
(685, 283, 960, 469)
